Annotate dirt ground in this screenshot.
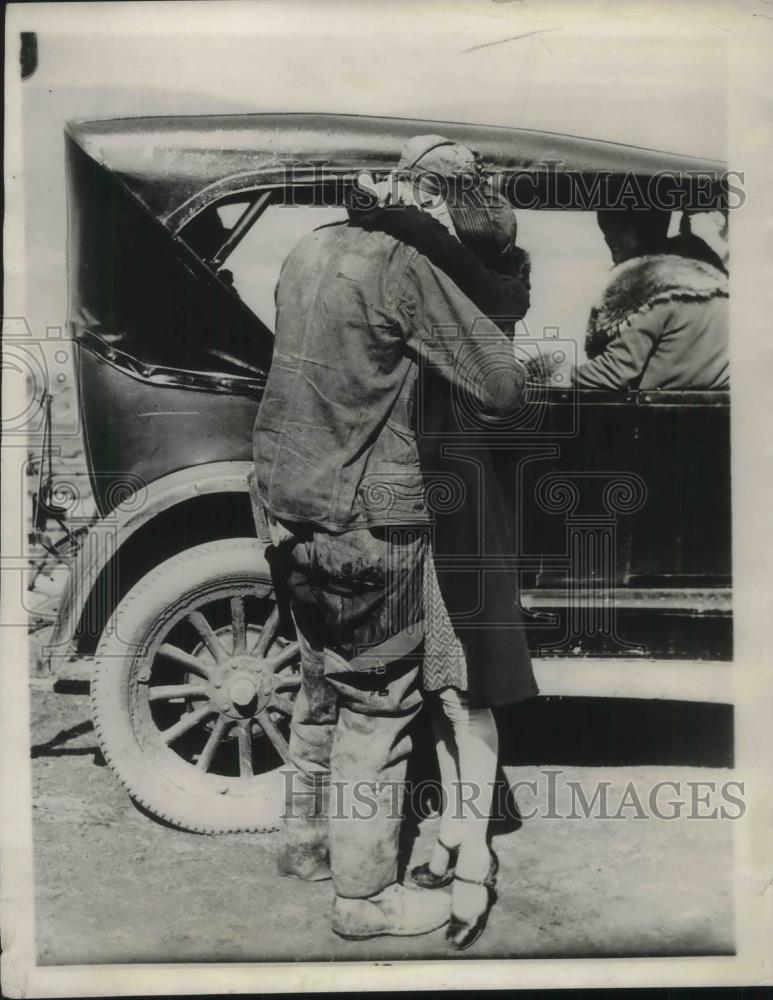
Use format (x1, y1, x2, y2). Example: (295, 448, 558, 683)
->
(30, 677, 735, 965)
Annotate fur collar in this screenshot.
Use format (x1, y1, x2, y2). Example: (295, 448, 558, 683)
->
(585, 254, 729, 359)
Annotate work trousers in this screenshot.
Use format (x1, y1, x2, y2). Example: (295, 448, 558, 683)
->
(272, 525, 426, 899)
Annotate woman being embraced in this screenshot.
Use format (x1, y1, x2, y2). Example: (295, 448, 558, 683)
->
(349, 135, 539, 949)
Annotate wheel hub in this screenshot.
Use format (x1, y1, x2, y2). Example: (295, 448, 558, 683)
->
(209, 654, 273, 718)
(230, 676, 257, 708)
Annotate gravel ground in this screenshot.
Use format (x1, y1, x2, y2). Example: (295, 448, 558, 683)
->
(30, 678, 734, 965)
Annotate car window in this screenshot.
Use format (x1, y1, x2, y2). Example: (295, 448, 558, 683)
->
(215, 202, 248, 229)
(191, 199, 611, 356)
(182, 199, 721, 394)
(512, 209, 612, 381)
(184, 201, 349, 328)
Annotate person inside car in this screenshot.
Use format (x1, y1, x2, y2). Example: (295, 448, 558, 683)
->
(574, 206, 729, 390)
(252, 137, 528, 942)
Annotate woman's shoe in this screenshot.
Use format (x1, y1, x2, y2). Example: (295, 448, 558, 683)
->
(446, 849, 499, 951)
(410, 839, 459, 889)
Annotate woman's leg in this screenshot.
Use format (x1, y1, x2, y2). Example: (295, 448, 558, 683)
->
(427, 696, 462, 874)
(437, 687, 499, 919)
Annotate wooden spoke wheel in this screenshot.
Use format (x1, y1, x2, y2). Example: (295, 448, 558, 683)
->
(90, 539, 301, 833)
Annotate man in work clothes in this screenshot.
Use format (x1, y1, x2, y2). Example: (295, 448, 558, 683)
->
(252, 152, 527, 939)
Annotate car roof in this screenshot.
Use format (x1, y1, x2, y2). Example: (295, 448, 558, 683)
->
(66, 112, 726, 220)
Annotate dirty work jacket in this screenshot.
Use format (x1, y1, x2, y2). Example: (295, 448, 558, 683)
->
(253, 221, 526, 533)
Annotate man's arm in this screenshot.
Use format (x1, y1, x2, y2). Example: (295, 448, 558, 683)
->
(397, 250, 527, 417)
(356, 204, 530, 332)
(574, 304, 667, 390)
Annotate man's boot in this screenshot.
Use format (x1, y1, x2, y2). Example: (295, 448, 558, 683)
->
(331, 882, 450, 939)
(277, 772, 331, 882)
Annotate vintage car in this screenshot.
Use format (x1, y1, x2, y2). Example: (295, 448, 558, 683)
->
(44, 113, 731, 833)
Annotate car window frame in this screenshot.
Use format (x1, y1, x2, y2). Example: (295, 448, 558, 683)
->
(177, 181, 730, 406)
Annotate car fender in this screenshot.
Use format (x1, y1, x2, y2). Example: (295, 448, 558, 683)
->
(48, 460, 258, 676)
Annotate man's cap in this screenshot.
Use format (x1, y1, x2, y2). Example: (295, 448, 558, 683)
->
(396, 133, 515, 255)
(396, 134, 482, 176)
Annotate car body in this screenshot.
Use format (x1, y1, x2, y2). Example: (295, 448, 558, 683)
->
(44, 112, 732, 832)
(52, 112, 731, 671)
